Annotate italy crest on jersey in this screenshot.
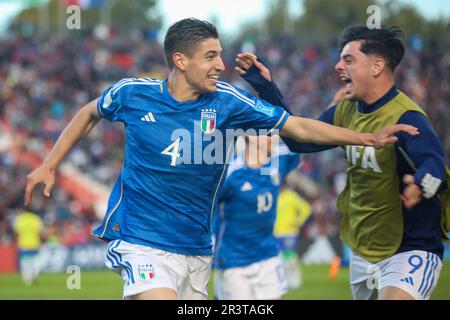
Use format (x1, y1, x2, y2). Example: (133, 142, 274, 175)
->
(138, 264, 155, 281)
(201, 109, 216, 134)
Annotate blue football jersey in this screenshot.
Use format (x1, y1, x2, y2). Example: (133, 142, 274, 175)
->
(91, 78, 289, 255)
(213, 145, 300, 269)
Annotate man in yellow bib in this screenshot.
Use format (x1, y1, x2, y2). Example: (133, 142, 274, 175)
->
(13, 210, 43, 285)
(236, 25, 446, 300)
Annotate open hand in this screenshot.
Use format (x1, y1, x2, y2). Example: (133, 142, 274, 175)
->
(373, 124, 419, 149)
(235, 53, 272, 82)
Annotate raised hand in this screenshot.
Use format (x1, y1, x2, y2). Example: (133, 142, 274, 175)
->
(235, 53, 272, 81)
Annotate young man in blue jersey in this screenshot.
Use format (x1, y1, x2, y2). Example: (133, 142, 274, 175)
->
(236, 25, 446, 300)
(213, 135, 299, 299)
(24, 19, 418, 300)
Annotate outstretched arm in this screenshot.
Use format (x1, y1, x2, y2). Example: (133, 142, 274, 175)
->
(25, 98, 101, 205)
(235, 53, 417, 151)
(280, 115, 418, 148)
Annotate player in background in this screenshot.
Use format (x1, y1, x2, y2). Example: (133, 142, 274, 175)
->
(274, 184, 312, 289)
(213, 135, 300, 299)
(13, 210, 43, 285)
(24, 18, 418, 300)
(235, 25, 446, 300)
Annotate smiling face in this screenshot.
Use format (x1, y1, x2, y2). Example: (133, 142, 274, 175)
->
(181, 38, 225, 93)
(335, 40, 374, 102)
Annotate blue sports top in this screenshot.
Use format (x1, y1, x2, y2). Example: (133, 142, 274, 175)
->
(213, 146, 300, 269)
(92, 78, 289, 256)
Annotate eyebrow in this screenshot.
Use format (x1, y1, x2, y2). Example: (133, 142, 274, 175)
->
(204, 50, 221, 56)
(341, 54, 354, 60)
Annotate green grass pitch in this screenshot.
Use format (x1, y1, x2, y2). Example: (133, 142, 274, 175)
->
(0, 262, 448, 300)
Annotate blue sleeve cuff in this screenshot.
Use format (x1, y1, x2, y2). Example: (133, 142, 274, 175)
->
(397, 111, 445, 198)
(242, 58, 291, 112)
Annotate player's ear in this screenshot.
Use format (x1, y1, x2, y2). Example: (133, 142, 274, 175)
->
(173, 52, 187, 71)
(372, 57, 385, 77)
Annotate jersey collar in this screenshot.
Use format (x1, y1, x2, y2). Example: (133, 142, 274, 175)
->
(162, 79, 207, 108)
(358, 84, 399, 114)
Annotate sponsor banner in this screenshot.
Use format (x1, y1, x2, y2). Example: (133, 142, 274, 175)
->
(37, 243, 107, 273)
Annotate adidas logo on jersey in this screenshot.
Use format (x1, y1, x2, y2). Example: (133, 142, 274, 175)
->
(241, 182, 253, 191)
(141, 112, 156, 122)
(400, 277, 414, 286)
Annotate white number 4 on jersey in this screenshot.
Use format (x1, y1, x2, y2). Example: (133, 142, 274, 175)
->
(161, 138, 181, 166)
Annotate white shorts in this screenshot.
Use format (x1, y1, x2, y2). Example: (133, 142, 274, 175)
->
(350, 250, 442, 300)
(214, 255, 288, 300)
(105, 240, 212, 299)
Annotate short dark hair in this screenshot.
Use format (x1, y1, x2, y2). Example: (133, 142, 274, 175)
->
(163, 18, 219, 70)
(337, 25, 405, 72)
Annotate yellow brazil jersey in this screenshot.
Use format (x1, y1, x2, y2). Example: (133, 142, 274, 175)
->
(13, 211, 43, 250)
(274, 189, 312, 237)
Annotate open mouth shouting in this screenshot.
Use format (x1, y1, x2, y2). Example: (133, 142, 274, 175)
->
(340, 75, 353, 95)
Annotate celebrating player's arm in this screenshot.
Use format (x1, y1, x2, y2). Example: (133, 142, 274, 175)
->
(24, 98, 101, 206)
(235, 54, 418, 149)
(280, 113, 417, 149)
(235, 52, 444, 211)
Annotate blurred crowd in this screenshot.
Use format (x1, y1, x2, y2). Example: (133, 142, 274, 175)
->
(0, 27, 448, 247)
